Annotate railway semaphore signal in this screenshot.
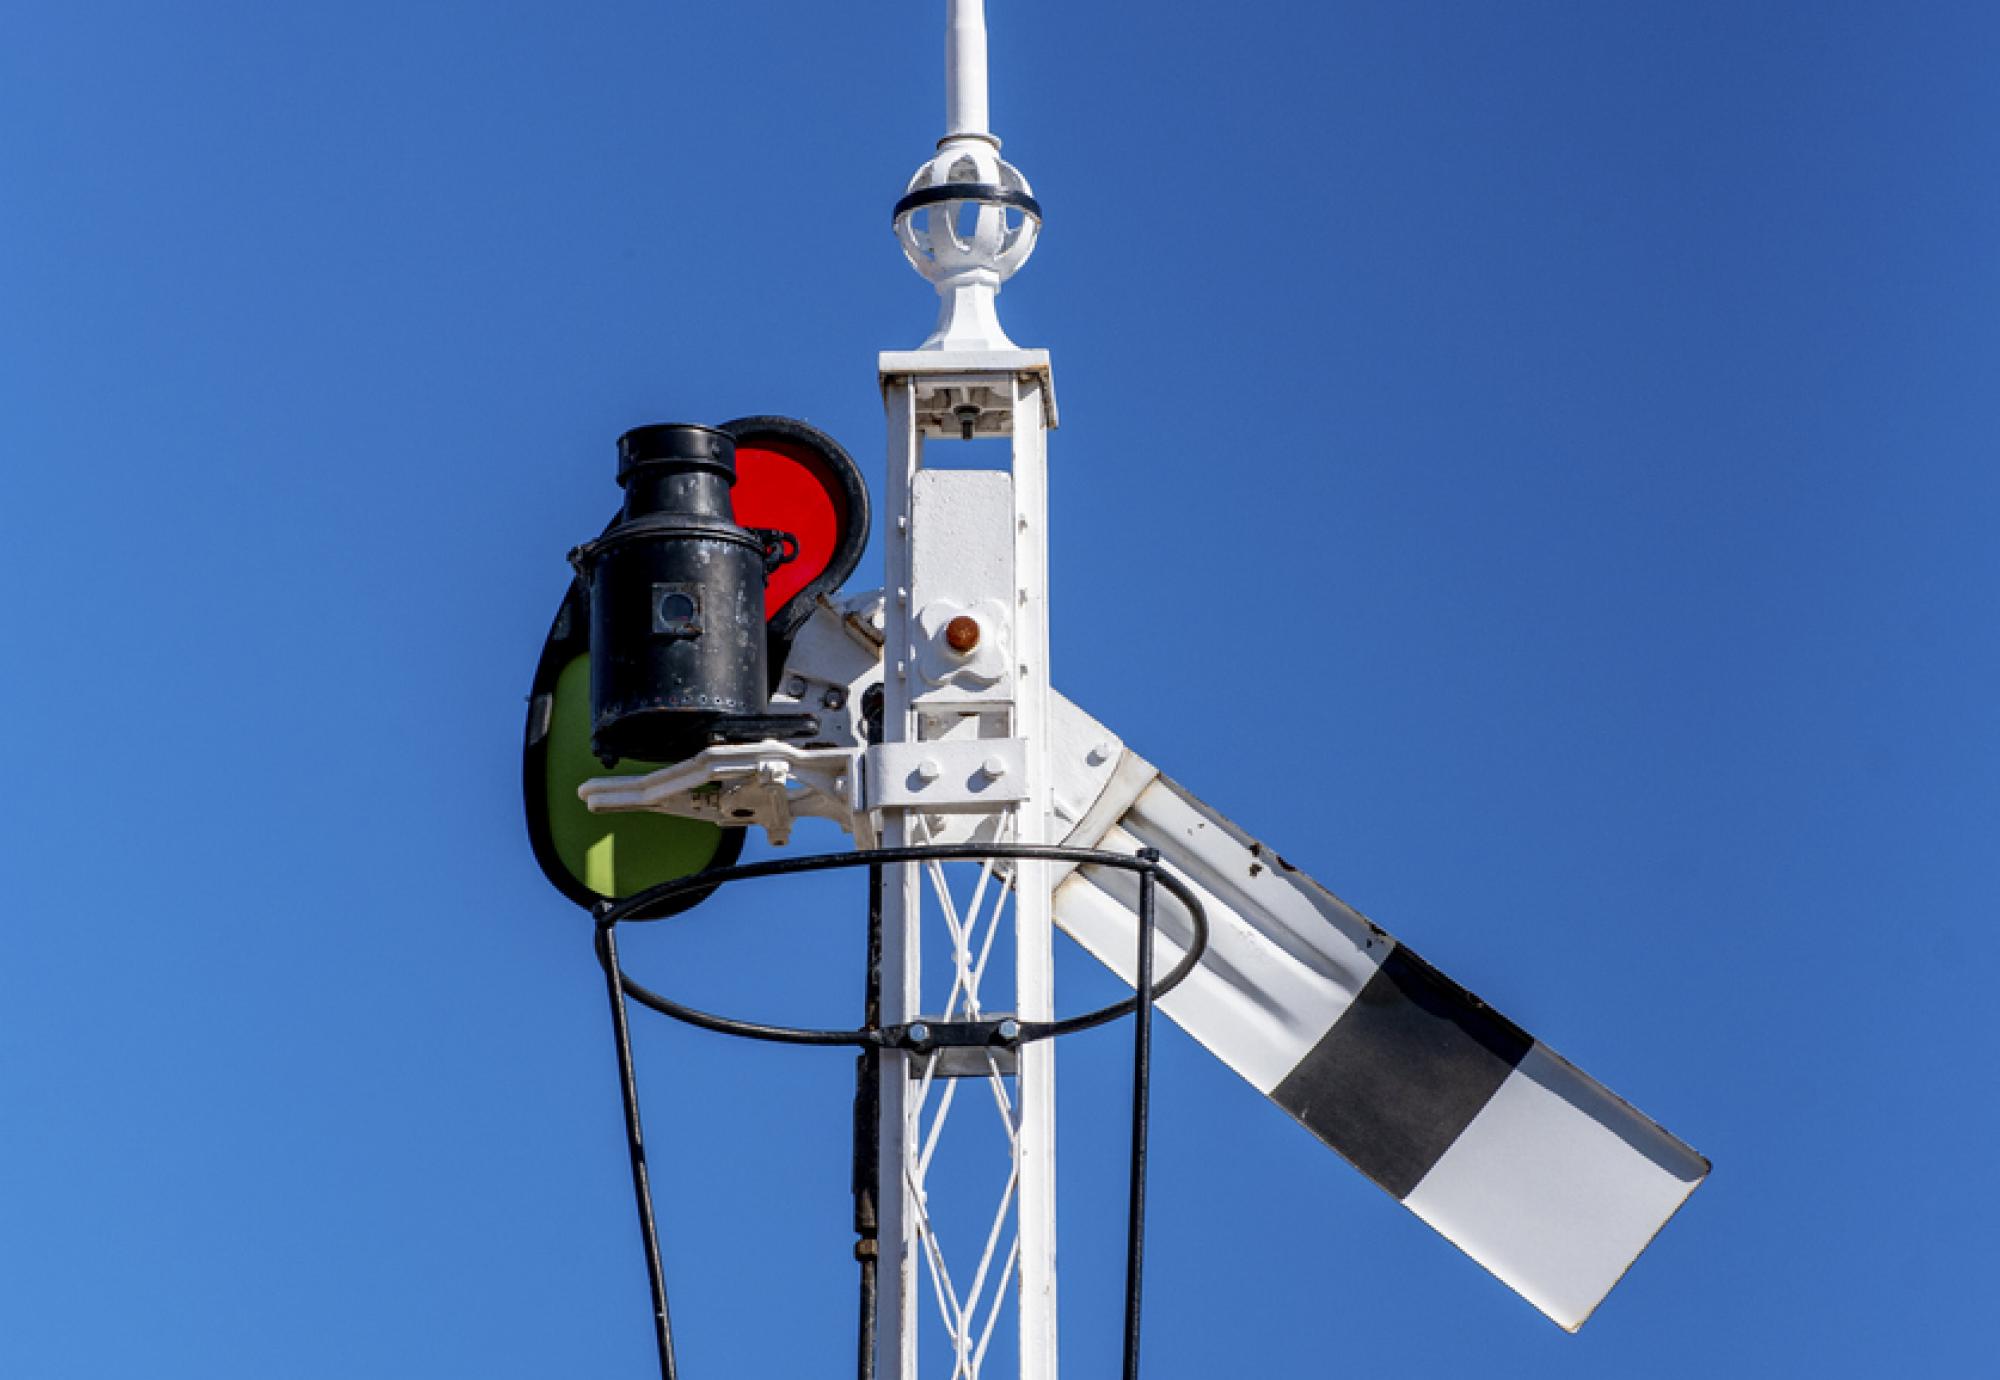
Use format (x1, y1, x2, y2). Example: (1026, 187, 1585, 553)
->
(522, 4, 1707, 1376)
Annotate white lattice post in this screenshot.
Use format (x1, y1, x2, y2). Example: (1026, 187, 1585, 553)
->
(874, 5, 1059, 1374)
(876, 378, 926, 1380)
(1007, 368, 1057, 1380)
(873, 353, 1060, 1380)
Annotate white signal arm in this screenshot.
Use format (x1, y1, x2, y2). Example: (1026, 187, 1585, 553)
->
(1039, 700, 1710, 1333)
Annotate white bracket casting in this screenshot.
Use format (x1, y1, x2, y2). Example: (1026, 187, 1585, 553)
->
(866, 737, 1029, 811)
(577, 741, 865, 849)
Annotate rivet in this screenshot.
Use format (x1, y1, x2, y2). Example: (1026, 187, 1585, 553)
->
(945, 615, 981, 654)
(916, 758, 942, 783)
(981, 755, 1008, 780)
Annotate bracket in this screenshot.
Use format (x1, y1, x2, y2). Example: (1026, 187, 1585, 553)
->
(866, 737, 1029, 810)
(579, 740, 865, 848)
(891, 1016, 1022, 1078)
(877, 350, 1059, 433)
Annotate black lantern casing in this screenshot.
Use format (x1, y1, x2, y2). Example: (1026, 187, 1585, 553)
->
(570, 424, 791, 766)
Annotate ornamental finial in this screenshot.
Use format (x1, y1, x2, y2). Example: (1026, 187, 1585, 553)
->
(892, 0, 1041, 352)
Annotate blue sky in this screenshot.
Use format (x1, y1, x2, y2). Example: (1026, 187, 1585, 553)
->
(3, 2, 1995, 1375)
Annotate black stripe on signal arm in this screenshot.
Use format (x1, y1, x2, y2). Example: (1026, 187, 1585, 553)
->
(1271, 946, 1532, 1200)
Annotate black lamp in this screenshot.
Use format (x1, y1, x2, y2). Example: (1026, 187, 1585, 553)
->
(569, 423, 811, 766)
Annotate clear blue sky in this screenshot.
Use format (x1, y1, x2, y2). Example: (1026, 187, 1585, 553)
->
(3, 2, 1995, 1375)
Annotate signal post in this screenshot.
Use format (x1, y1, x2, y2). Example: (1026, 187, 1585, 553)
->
(875, 4, 1060, 1373)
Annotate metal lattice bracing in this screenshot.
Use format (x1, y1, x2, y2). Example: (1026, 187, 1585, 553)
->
(902, 818, 1023, 1377)
(876, 357, 1058, 1380)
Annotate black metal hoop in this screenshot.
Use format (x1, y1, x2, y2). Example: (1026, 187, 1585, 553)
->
(594, 843, 1209, 1051)
(891, 182, 1043, 223)
(593, 842, 1205, 1380)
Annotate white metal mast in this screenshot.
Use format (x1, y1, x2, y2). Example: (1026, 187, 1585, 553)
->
(877, 2, 1059, 1375)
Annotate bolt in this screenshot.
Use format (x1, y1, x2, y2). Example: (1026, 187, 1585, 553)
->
(785, 676, 808, 698)
(996, 1019, 1021, 1043)
(821, 686, 848, 710)
(1087, 741, 1113, 766)
(907, 1023, 931, 1047)
(916, 758, 942, 784)
(945, 615, 981, 654)
(980, 755, 1008, 781)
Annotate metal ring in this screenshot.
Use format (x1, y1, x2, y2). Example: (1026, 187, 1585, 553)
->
(596, 843, 1208, 1049)
(891, 183, 1043, 224)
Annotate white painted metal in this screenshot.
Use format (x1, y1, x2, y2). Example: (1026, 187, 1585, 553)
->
(873, 356, 1058, 433)
(883, 13, 1058, 1364)
(577, 740, 862, 848)
(1402, 1045, 1706, 1332)
(1007, 368, 1058, 1380)
(1047, 767, 1391, 1095)
(945, 0, 990, 138)
(893, 151, 1040, 353)
(1041, 712, 1708, 1332)
(866, 737, 1030, 811)
(894, 0, 1039, 354)
(878, 384, 924, 1380)
(877, 349, 1058, 1380)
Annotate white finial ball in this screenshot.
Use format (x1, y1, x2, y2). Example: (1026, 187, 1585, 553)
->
(894, 138, 1040, 290)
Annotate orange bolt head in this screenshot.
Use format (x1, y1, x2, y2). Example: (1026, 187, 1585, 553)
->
(945, 615, 982, 654)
